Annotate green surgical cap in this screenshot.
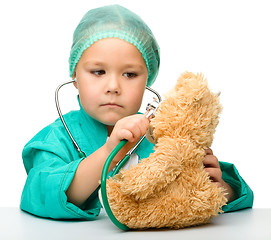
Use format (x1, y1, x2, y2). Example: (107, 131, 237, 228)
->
(69, 5, 160, 86)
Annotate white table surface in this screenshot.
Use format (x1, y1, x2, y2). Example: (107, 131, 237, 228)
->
(1, 208, 270, 240)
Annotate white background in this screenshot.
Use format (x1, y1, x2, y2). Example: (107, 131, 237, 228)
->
(0, 0, 270, 208)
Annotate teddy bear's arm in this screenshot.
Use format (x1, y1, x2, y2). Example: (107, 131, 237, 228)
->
(114, 138, 189, 200)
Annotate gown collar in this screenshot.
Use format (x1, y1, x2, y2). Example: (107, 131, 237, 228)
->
(77, 95, 108, 153)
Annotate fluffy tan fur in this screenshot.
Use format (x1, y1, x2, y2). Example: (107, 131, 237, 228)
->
(106, 72, 227, 229)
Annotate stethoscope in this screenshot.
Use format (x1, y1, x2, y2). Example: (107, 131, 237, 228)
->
(55, 80, 162, 230)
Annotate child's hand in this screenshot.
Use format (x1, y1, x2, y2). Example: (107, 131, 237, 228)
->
(203, 148, 223, 187)
(105, 114, 150, 164)
(203, 148, 235, 203)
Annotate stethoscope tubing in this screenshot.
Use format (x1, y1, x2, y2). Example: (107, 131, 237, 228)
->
(55, 80, 86, 158)
(100, 139, 130, 230)
(55, 80, 162, 230)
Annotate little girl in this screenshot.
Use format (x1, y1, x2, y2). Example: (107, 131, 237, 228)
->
(21, 5, 253, 219)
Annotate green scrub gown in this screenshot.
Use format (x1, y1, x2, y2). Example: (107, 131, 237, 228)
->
(20, 99, 253, 219)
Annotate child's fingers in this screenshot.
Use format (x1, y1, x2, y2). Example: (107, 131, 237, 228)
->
(204, 167, 222, 184)
(126, 115, 149, 138)
(138, 114, 150, 134)
(203, 149, 223, 188)
(203, 155, 220, 168)
(118, 129, 135, 142)
(205, 148, 213, 155)
(114, 114, 150, 142)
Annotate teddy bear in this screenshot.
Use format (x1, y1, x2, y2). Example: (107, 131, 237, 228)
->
(105, 71, 227, 229)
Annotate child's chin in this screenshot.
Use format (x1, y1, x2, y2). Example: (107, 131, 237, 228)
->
(101, 114, 127, 126)
(100, 118, 119, 126)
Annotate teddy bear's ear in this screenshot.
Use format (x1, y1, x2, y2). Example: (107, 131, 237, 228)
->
(174, 72, 208, 101)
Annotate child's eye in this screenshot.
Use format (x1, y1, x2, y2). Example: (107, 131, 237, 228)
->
(91, 70, 105, 76)
(124, 72, 137, 79)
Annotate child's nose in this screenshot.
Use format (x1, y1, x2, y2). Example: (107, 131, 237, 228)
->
(106, 75, 121, 94)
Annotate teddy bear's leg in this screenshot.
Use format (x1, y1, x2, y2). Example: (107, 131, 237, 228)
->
(173, 168, 227, 227)
(107, 177, 182, 229)
(106, 177, 141, 227)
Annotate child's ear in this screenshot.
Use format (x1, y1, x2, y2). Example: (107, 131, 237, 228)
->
(72, 73, 78, 89)
(73, 80, 78, 89)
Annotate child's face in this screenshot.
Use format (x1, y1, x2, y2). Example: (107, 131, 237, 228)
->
(74, 38, 148, 127)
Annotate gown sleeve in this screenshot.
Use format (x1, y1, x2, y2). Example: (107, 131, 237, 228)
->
(219, 161, 254, 213)
(20, 125, 102, 219)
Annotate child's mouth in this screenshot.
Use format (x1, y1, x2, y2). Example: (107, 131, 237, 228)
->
(101, 103, 123, 108)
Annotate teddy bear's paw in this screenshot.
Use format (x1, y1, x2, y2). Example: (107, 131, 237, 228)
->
(117, 167, 154, 200)
(119, 162, 183, 200)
